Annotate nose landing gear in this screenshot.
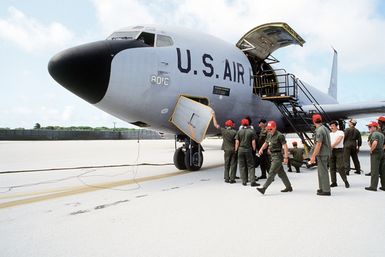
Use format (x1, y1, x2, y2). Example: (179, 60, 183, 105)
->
(173, 137, 203, 171)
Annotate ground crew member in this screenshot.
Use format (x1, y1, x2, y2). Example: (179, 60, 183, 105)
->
(377, 116, 385, 135)
(287, 141, 304, 173)
(343, 119, 362, 175)
(329, 120, 350, 188)
(257, 119, 270, 179)
(212, 111, 237, 184)
(256, 121, 293, 194)
(235, 119, 259, 187)
(365, 121, 385, 191)
(309, 114, 332, 196)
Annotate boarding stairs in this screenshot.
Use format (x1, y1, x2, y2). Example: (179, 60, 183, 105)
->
(255, 72, 330, 149)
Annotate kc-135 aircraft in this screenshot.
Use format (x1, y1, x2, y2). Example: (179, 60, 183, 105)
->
(48, 22, 385, 171)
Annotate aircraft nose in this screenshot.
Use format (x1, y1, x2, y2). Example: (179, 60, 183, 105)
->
(48, 40, 148, 104)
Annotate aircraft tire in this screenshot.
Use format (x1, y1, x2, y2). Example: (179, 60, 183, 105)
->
(173, 147, 187, 170)
(184, 148, 203, 171)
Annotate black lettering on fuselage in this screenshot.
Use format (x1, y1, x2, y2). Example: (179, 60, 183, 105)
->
(202, 54, 214, 77)
(237, 63, 244, 84)
(232, 61, 236, 82)
(223, 59, 232, 81)
(176, 48, 191, 73)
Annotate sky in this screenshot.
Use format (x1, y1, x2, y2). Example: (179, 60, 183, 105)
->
(1, 0, 385, 129)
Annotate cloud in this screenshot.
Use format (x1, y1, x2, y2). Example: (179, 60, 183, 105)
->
(0, 6, 75, 53)
(91, 0, 156, 35)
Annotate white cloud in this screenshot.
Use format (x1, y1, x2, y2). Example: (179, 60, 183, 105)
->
(91, 0, 156, 35)
(0, 6, 75, 52)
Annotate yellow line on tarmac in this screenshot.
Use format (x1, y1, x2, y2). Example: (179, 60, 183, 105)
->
(0, 171, 187, 209)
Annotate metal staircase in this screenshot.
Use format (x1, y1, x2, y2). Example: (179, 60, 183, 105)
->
(255, 72, 330, 149)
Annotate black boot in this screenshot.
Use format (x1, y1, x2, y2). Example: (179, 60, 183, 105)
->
(257, 187, 266, 194)
(330, 182, 338, 187)
(317, 191, 331, 196)
(250, 182, 260, 187)
(281, 187, 293, 192)
(365, 187, 377, 191)
(344, 181, 350, 188)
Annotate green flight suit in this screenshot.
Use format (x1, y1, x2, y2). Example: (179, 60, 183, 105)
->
(258, 128, 270, 177)
(368, 131, 385, 189)
(220, 127, 237, 181)
(330, 148, 348, 184)
(235, 127, 256, 184)
(288, 147, 304, 173)
(343, 127, 362, 173)
(262, 131, 292, 190)
(315, 125, 331, 193)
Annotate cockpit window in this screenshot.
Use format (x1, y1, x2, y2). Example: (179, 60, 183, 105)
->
(107, 31, 140, 40)
(156, 34, 174, 47)
(137, 32, 155, 47)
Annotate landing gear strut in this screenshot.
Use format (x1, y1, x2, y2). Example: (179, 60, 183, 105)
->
(173, 137, 203, 171)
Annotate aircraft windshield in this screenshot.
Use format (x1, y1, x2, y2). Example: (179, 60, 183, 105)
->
(107, 31, 140, 40)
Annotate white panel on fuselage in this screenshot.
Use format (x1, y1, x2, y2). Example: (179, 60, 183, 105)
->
(170, 96, 213, 143)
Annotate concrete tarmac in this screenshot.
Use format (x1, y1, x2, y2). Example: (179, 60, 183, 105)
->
(0, 139, 384, 257)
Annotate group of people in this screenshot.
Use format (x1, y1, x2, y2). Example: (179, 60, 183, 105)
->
(211, 110, 385, 196)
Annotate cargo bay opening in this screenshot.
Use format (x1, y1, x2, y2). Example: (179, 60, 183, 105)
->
(236, 22, 305, 98)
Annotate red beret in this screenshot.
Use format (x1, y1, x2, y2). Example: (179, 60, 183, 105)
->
(312, 114, 322, 123)
(377, 116, 385, 122)
(241, 119, 249, 126)
(266, 120, 276, 129)
(367, 121, 379, 127)
(225, 120, 234, 127)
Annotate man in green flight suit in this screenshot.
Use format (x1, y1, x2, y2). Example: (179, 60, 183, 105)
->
(235, 119, 259, 187)
(287, 141, 304, 173)
(212, 111, 237, 183)
(365, 121, 385, 191)
(343, 119, 362, 175)
(256, 120, 293, 194)
(257, 119, 270, 179)
(309, 114, 332, 196)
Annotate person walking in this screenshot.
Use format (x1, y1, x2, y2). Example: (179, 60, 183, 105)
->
(365, 121, 385, 191)
(329, 120, 350, 188)
(343, 119, 362, 175)
(256, 121, 293, 194)
(309, 114, 332, 196)
(212, 111, 237, 183)
(235, 119, 259, 187)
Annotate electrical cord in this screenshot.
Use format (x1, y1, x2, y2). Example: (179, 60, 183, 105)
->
(0, 136, 174, 193)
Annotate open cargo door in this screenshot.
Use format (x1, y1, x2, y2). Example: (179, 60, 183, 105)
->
(170, 96, 213, 144)
(236, 22, 305, 61)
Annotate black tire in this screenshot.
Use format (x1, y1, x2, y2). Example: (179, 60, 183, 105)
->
(184, 148, 203, 171)
(173, 147, 186, 170)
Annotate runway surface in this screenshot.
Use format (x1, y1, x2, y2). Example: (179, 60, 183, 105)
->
(1, 139, 384, 257)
